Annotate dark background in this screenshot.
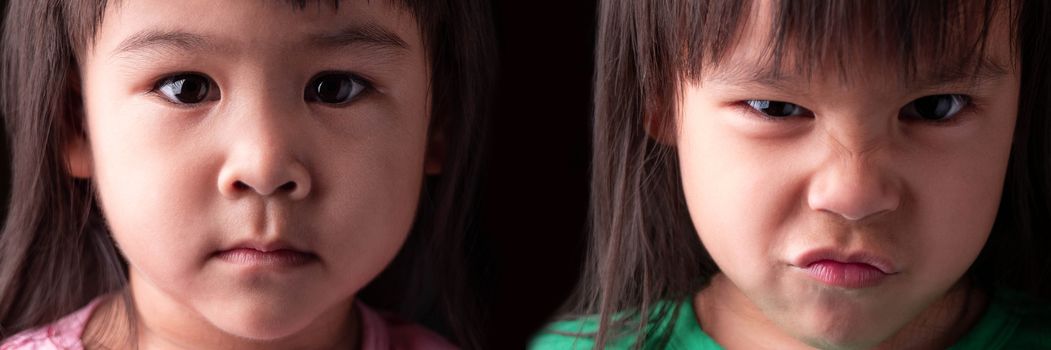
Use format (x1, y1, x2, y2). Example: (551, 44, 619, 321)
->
(0, 0, 596, 348)
(483, 1, 595, 348)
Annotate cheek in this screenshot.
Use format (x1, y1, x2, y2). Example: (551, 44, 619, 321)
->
(312, 68, 432, 282)
(85, 100, 217, 285)
(903, 140, 1010, 281)
(900, 97, 1017, 281)
(677, 106, 802, 282)
(309, 128, 428, 286)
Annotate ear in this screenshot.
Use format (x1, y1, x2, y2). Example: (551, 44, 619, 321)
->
(643, 110, 677, 146)
(424, 127, 444, 175)
(64, 133, 93, 178)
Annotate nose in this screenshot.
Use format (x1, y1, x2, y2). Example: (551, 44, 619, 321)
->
(217, 103, 312, 201)
(807, 154, 901, 222)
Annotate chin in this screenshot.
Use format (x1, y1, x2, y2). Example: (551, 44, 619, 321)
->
(796, 330, 883, 350)
(205, 301, 320, 341)
(789, 308, 894, 350)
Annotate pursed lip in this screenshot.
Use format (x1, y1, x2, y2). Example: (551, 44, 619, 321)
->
(791, 248, 898, 274)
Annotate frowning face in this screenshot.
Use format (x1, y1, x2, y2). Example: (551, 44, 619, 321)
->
(70, 0, 432, 345)
(676, 5, 1019, 349)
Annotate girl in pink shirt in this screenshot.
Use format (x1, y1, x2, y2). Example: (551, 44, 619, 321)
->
(0, 0, 494, 349)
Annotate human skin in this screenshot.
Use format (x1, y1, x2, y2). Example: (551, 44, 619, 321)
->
(66, 1, 433, 349)
(675, 3, 1019, 350)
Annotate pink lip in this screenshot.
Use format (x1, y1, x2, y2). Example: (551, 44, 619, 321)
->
(793, 250, 897, 289)
(215, 248, 317, 267)
(803, 260, 887, 288)
(214, 240, 317, 267)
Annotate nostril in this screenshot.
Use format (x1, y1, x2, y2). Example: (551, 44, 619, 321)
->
(278, 181, 297, 192)
(228, 180, 298, 196)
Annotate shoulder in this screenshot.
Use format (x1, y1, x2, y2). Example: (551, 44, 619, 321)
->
(356, 302, 458, 350)
(529, 300, 720, 350)
(953, 288, 1051, 349)
(528, 315, 604, 350)
(989, 288, 1051, 348)
(0, 299, 103, 350)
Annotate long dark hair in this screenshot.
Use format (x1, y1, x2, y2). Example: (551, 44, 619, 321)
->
(572, 0, 1051, 348)
(0, 0, 495, 348)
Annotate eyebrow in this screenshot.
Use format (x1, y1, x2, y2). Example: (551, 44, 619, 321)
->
(113, 30, 221, 57)
(705, 57, 1011, 92)
(308, 23, 409, 52)
(112, 23, 409, 58)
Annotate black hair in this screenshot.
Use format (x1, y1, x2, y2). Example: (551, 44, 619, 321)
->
(572, 0, 1051, 348)
(0, 0, 495, 348)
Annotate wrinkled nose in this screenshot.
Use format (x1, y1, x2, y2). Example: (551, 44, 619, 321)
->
(807, 156, 901, 221)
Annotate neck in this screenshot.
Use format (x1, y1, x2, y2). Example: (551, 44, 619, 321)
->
(870, 281, 987, 350)
(694, 274, 987, 350)
(84, 275, 360, 350)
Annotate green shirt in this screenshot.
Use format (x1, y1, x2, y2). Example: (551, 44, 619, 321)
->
(530, 289, 1051, 349)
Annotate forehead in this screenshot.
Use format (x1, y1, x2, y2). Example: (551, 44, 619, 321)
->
(693, 0, 1017, 88)
(90, 0, 421, 60)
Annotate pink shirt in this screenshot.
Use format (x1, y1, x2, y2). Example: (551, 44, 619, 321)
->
(1, 299, 456, 350)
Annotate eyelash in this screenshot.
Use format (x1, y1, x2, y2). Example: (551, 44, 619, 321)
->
(148, 72, 217, 109)
(736, 95, 977, 125)
(147, 71, 378, 109)
(303, 71, 376, 106)
(736, 100, 812, 122)
(900, 95, 976, 126)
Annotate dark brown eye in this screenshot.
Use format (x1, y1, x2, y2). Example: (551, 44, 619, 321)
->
(745, 100, 811, 118)
(305, 73, 370, 105)
(901, 94, 970, 122)
(156, 74, 214, 104)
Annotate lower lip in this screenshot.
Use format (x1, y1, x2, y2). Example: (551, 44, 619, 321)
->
(215, 248, 317, 267)
(802, 260, 888, 288)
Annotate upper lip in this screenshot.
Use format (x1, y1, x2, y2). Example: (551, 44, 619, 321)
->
(792, 248, 898, 274)
(217, 239, 313, 255)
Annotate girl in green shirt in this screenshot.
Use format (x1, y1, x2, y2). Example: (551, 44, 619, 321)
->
(534, 0, 1051, 349)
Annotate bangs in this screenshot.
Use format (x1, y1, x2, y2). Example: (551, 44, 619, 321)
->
(68, 0, 422, 58)
(283, 0, 343, 9)
(585, 0, 1050, 347)
(671, 0, 1017, 84)
(282, 0, 411, 12)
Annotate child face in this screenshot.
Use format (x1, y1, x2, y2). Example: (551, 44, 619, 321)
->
(676, 6, 1019, 349)
(69, 0, 430, 343)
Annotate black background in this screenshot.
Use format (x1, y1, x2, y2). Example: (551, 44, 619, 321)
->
(0, 0, 597, 348)
(483, 1, 595, 347)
